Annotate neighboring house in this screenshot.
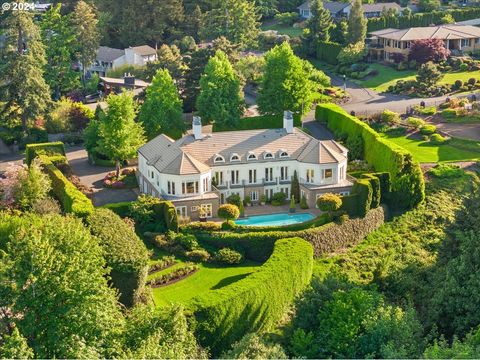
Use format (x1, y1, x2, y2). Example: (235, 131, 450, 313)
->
(99, 74, 151, 96)
(88, 45, 158, 76)
(368, 25, 480, 61)
(137, 112, 353, 220)
(298, 1, 401, 19)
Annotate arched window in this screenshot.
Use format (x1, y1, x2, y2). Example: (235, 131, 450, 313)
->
(214, 154, 225, 163)
(247, 152, 257, 161)
(230, 153, 240, 162)
(264, 152, 274, 160)
(279, 151, 289, 158)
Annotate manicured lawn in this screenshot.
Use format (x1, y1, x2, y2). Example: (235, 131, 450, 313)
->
(151, 261, 261, 307)
(382, 133, 480, 163)
(355, 63, 415, 92)
(261, 23, 303, 37)
(356, 64, 480, 93)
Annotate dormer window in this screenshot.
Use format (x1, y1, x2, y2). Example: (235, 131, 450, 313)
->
(264, 152, 274, 160)
(279, 151, 289, 158)
(230, 153, 240, 162)
(247, 152, 257, 161)
(214, 154, 225, 163)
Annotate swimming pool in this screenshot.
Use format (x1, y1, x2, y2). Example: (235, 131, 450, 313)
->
(234, 212, 315, 227)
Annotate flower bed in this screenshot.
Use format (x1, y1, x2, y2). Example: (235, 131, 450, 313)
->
(148, 256, 176, 275)
(147, 263, 199, 288)
(103, 168, 138, 189)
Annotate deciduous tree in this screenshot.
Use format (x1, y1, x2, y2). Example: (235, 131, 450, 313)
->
(197, 50, 244, 128)
(97, 92, 146, 178)
(139, 69, 185, 140)
(408, 38, 450, 64)
(257, 42, 315, 115)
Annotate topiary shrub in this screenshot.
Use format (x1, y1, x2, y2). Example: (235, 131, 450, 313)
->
(352, 179, 373, 217)
(316, 193, 342, 218)
(25, 142, 66, 166)
(361, 174, 381, 209)
(218, 204, 240, 223)
(454, 79, 463, 89)
(300, 195, 309, 209)
(407, 117, 426, 129)
(468, 77, 477, 85)
(215, 248, 243, 265)
(420, 124, 437, 135)
(380, 110, 401, 125)
(441, 108, 457, 119)
(186, 249, 211, 262)
(226, 193, 242, 208)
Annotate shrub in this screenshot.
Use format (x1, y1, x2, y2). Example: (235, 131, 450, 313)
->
(337, 42, 367, 65)
(420, 124, 437, 135)
(87, 208, 150, 306)
(407, 117, 426, 129)
(25, 142, 66, 166)
(271, 192, 287, 206)
(215, 248, 243, 265)
(430, 133, 447, 144)
(353, 178, 373, 217)
(176, 233, 199, 251)
(315, 104, 425, 210)
(414, 106, 437, 115)
(468, 77, 477, 85)
(441, 108, 457, 119)
(31, 197, 61, 215)
(460, 63, 469, 71)
(191, 237, 313, 355)
(380, 110, 401, 125)
(147, 263, 198, 287)
(186, 249, 211, 262)
(218, 204, 240, 222)
(429, 164, 464, 178)
(226, 193, 242, 208)
(181, 221, 222, 233)
(316, 193, 342, 217)
(274, 12, 299, 26)
(361, 174, 381, 209)
(300, 195, 309, 209)
(149, 256, 176, 274)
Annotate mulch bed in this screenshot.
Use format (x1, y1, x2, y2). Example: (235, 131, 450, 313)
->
(149, 268, 199, 288)
(148, 262, 175, 276)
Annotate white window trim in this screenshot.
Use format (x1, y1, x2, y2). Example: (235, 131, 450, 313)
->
(230, 153, 241, 162)
(263, 152, 274, 160)
(247, 152, 257, 161)
(214, 154, 225, 163)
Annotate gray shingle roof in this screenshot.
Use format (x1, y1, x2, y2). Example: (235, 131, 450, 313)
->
(96, 46, 125, 62)
(138, 128, 348, 176)
(362, 2, 401, 13)
(370, 24, 480, 41)
(130, 45, 157, 56)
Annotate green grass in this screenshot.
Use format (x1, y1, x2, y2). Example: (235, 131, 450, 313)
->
(261, 23, 303, 37)
(381, 133, 480, 163)
(151, 261, 261, 307)
(354, 63, 415, 92)
(355, 64, 480, 93)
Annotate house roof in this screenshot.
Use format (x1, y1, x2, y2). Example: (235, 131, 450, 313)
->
(138, 128, 348, 176)
(370, 24, 480, 40)
(129, 45, 157, 56)
(96, 46, 125, 63)
(99, 76, 151, 88)
(298, 0, 350, 13)
(362, 2, 401, 13)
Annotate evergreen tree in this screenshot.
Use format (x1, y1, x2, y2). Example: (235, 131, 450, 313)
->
(196, 50, 244, 128)
(331, 18, 348, 45)
(201, 0, 260, 49)
(304, 0, 333, 55)
(257, 42, 315, 115)
(0, 7, 51, 131)
(183, 47, 214, 112)
(40, 4, 79, 99)
(291, 170, 300, 203)
(347, 0, 367, 44)
(71, 1, 100, 85)
(143, 44, 186, 82)
(97, 92, 146, 178)
(139, 69, 185, 140)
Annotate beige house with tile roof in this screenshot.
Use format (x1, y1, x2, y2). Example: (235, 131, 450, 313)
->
(368, 25, 480, 61)
(137, 112, 353, 220)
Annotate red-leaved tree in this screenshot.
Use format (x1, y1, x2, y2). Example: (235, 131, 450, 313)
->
(408, 38, 450, 64)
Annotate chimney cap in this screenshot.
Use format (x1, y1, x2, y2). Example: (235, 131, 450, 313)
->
(192, 116, 202, 126)
(284, 110, 293, 119)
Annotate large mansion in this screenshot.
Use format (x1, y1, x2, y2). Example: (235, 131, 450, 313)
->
(137, 112, 353, 220)
(368, 25, 480, 61)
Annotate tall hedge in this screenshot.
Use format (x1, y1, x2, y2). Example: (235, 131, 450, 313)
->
(361, 174, 381, 209)
(87, 208, 150, 306)
(39, 155, 94, 218)
(315, 104, 425, 209)
(25, 142, 66, 166)
(353, 179, 373, 217)
(368, 8, 480, 31)
(190, 237, 313, 355)
(316, 41, 342, 65)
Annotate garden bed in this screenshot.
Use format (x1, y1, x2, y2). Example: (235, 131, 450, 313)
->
(103, 168, 138, 189)
(147, 263, 199, 288)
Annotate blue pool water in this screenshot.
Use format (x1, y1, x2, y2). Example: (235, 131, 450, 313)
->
(235, 212, 315, 227)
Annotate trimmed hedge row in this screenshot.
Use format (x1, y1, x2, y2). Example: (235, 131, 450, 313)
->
(368, 8, 480, 32)
(212, 113, 301, 132)
(39, 155, 94, 218)
(316, 41, 342, 65)
(190, 237, 313, 355)
(25, 142, 66, 166)
(87, 208, 150, 306)
(197, 206, 386, 260)
(316, 104, 425, 209)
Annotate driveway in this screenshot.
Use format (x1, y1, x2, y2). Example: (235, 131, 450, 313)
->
(430, 121, 480, 141)
(66, 148, 138, 206)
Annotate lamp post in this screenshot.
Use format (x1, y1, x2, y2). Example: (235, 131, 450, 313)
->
(343, 74, 347, 92)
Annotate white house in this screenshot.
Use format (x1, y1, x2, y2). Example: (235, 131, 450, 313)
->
(88, 45, 158, 76)
(137, 112, 353, 220)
